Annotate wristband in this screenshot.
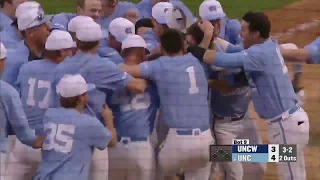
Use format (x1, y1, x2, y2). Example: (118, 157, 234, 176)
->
(187, 46, 206, 61)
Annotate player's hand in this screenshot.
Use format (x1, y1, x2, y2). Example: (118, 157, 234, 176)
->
(292, 72, 304, 93)
(198, 20, 214, 37)
(102, 104, 113, 120)
(32, 135, 45, 149)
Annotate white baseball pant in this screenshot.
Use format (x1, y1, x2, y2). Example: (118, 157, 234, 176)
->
(108, 138, 155, 180)
(158, 128, 214, 180)
(210, 113, 266, 180)
(5, 139, 41, 180)
(267, 106, 309, 180)
(90, 148, 109, 180)
(0, 135, 16, 180)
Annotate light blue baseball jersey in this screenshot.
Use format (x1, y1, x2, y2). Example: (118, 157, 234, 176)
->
(139, 53, 210, 128)
(2, 41, 42, 88)
(304, 37, 320, 64)
(16, 59, 59, 135)
(54, 51, 132, 123)
(143, 30, 159, 52)
(98, 46, 124, 65)
(213, 39, 298, 119)
(50, 13, 76, 31)
(108, 83, 160, 138)
(0, 24, 21, 49)
(98, 2, 138, 30)
(0, 80, 36, 153)
(0, 11, 12, 32)
(34, 108, 111, 180)
(220, 17, 242, 45)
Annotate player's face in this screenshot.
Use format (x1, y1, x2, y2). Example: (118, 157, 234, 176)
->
(108, 33, 121, 52)
(101, 0, 119, 17)
(152, 18, 166, 37)
(27, 22, 50, 48)
(80, 93, 89, 105)
(77, 0, 101, 21)
(185, 34, 197, 46)
(240, 20, 255, 49)
(0, 59, 6, 73)
(210, 19, 221, 37)
(61, 48, 74, 59)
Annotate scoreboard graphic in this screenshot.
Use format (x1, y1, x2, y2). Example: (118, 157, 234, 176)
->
(210, 139, 297, 163)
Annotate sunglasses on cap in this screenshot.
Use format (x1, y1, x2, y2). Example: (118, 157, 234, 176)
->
(105, 0, 119, 7)
(26, 7, 45, 29)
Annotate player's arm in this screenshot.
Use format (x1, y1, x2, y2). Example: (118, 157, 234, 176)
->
(121, 60, 159, 81)
(216, 38, 243, 53)
(281, 48, 310, 63)
(101, 104, 117, 147)
(3, 86, 42, 148)
(96, 60, 147, 93)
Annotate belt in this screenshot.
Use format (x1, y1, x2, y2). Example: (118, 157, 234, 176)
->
(269, 104, 300, 123)
(214, 113, 245, 121)
(118, 136, 148, 144)
(174, 126, 209, 136)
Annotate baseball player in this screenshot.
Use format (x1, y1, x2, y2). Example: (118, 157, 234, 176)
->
(0, 42, 43, 180)
(121, 28, 214, 179)
(106, 17, 136, 64)
(107, 34, 159, 180)
(188, 12, 309, 180)
(53, 21, 147, 180)
(33, 74, 115, 180)
(185, 22, 265, 180)
(199, 0, 242, 45)
(5, 30, 75, 180)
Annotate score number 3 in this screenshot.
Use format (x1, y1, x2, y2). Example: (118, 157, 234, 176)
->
(27, 78, 51, 108)
(43, 123, 75, 153)
(186, 66, 199, 94)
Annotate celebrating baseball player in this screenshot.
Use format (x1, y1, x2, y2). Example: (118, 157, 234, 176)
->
(188, 12, 309, 180)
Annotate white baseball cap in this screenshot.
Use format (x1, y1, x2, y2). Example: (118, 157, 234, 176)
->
(165, 7, 189, 32)
(109, 17, 135, 43)
(16, 1, 41, 18)
(199, 0, 226, 21)
(56, 74, 95, 98)
(122, 35, 147, 50)
(152, 2, 174, 24)
(17, 7, 50, 31)
(45, 30, 76, 50)
(0, 43, 6, 59)
(76, 21, 102, 42)
(68, 16, 94, 33)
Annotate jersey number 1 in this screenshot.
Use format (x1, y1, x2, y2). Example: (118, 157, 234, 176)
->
(186, 66, 199, 94)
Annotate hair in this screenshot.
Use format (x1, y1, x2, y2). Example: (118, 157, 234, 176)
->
(160, 28, 184, 55)
(186, 22, 204, 45)
(135, 18, 154, 33)
(76, 0, 86, 8)
(121, 47, 146, 63)
(43, 49, 62, 60)
(76, 39, 99, 51)
(0, 0, 12, 8)
(60, 93, 85, 108)
(242, 11, 271, 39)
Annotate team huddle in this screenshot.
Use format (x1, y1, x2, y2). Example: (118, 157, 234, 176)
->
(0, 0, 318, 180)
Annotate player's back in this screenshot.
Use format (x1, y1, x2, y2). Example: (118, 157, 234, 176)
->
(17, 59, 58, 134)
(35, 108, 111, 180)
(153, 53, 209, 128)
(108, 83, 160, 137)
(244, 39, 297, 119)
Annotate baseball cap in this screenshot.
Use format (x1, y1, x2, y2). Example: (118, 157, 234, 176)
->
(109, 18, 135, 43)
(76, 21, 102, 42)
(56, 74, 95, 98)
(18, 7, 50, 31)
(165, 7, 189, 33)
(280, 43, 298, 49)
(0, 43, 6, 59)
(122, 35, 147, 50)
(16, 1, 41, 18)
(45, 30, 75, 50)
(199, 0, 226, 21)
(68, 16, 94, 33)
(152, 2, 174, 24)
